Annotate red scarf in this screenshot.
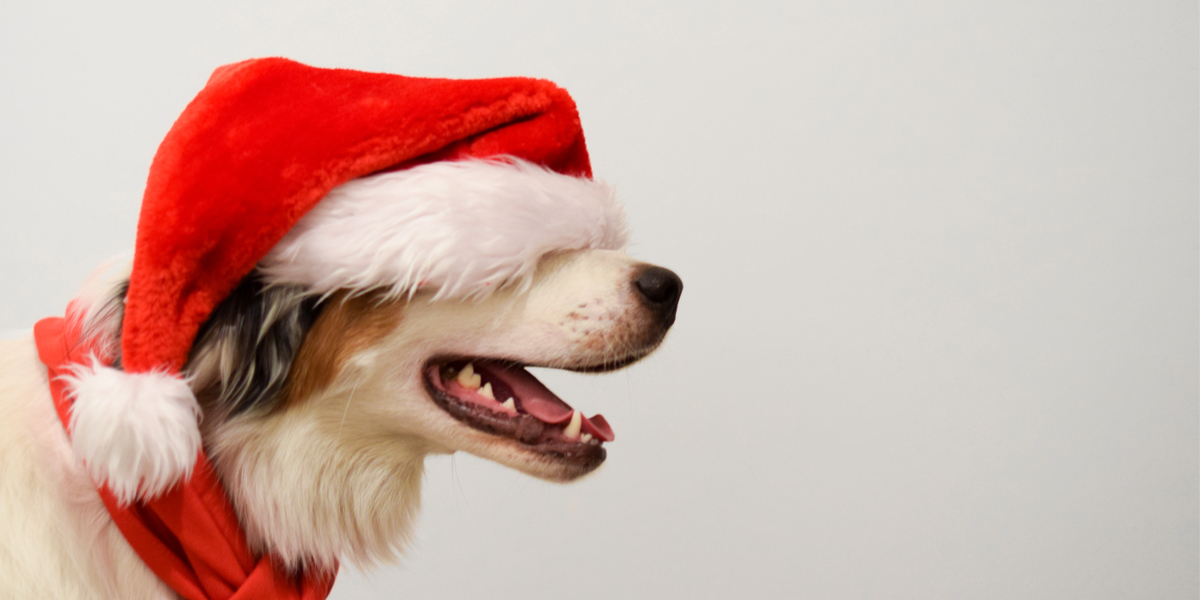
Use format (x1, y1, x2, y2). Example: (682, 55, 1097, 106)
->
(34, 314, 335, 600)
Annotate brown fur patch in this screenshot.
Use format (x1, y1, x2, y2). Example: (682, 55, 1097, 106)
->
(282, 291, 404, 406)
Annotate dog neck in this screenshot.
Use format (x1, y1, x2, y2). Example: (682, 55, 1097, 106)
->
(206, 393, 432, 572)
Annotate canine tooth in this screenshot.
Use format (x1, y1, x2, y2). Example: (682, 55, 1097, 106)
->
(502, 398, 516, 412)
(456, 363, 482, 389)
(581, 433, 593, 443)
(479, 382, 495, 400)
(563, 410, 582, 440)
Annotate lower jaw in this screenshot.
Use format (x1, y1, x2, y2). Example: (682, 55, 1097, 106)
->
(422, 374, 606, 476)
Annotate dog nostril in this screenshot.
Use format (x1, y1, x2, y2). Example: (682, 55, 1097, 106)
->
(634, 266, 682, 326)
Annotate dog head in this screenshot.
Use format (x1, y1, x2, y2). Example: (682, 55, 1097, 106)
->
(81, 164, 681, 570)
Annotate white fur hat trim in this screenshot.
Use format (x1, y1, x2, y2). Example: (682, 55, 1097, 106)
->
(260, 158, 629, 299)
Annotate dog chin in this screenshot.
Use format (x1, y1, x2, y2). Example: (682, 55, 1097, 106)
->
(465, 432, 608, 483)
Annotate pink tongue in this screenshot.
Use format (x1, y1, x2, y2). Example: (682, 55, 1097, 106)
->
(478, 362, 615, 442)
(583, 414, 615, 442)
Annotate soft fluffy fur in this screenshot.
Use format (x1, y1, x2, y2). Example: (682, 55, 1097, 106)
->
(0, 175, 679, 597)
(262, 158, 628, 300)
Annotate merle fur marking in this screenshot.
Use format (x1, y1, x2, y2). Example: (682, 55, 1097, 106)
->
(100, 274, 323, 419)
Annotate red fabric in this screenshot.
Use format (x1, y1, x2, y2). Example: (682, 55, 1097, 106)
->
(34, 314, 336, 600)
(124, 57, 592, 376)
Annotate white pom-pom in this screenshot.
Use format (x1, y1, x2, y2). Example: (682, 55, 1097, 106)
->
(62, 359, 201, 504)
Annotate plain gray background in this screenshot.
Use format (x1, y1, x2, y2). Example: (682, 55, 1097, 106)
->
(1, 1, 1196, 598)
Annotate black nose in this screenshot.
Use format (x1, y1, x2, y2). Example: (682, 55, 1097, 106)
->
(634, 265, 683, 327)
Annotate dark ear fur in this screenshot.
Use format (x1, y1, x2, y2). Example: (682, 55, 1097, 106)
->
(188, 274, 323, 419)
(101, 273, 324, 421)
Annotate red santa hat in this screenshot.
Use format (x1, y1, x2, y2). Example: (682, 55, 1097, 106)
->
(65, 58, 627, 503)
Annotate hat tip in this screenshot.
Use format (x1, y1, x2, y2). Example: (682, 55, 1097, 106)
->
(64, 360, 201, 504)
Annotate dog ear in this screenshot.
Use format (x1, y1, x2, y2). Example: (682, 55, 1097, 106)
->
(186, 274, 322, 420)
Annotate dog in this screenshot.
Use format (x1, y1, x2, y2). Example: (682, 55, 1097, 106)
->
(0, 159, 682, 598)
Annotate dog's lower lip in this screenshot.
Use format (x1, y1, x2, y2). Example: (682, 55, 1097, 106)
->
(422, 359, 613, 456)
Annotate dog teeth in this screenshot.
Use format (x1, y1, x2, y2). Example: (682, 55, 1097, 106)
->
(479, 382, 495, 400)
(501, 398, 516, 412)
(563, 410, 582, 440)
(455, 363, 482, 390)
(580, 433, 593, 443)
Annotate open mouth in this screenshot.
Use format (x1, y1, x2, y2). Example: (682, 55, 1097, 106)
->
(423, 359, 615, 468)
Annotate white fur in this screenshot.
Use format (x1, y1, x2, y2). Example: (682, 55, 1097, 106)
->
(260, 159, 629, 300)
(63, 362, 201, 504)
(0, 249, 675, 597)
(211, 249, 665, 571)
(0, 337, 169, 599)
(71, 254, 133, 361)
